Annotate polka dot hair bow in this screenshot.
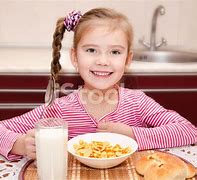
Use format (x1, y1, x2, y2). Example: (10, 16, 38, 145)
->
(64, 10, 82, 31)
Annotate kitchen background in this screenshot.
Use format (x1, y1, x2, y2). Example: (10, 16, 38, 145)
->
(0, 0, 197, 125)
(0, 0, 197, 51)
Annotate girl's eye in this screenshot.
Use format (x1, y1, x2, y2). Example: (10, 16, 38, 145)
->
(111, 50, 121, 55)
(86, 48, 96, 53)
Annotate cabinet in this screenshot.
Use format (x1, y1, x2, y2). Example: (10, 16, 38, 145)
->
(123, 74, 197, 126)
(0, 73, 196, 126)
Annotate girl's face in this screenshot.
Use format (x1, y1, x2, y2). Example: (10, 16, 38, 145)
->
(71, 25, 132, 91)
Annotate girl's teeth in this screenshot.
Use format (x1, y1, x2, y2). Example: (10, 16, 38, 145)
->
(93, 71, 111, 76)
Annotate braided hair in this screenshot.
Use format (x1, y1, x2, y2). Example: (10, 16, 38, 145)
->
(51, 17, 65, 81)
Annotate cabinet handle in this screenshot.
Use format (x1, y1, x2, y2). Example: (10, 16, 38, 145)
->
(0, 103, 42, 109)
(2, 88, 197, 93)
(0, 88, 76, 95)
(0, 89, 46, 93)
(141, 88, 197, 92)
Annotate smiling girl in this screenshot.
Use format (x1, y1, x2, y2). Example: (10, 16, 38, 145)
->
(0, 8, 196, 160)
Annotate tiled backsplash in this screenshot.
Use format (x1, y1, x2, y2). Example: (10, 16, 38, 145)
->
(0, 0, 197, 51)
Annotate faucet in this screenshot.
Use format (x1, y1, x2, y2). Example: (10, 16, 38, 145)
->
(139, 5, 167, 51)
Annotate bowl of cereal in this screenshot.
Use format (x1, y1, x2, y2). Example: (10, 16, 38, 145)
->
(67, 132, 138, 169)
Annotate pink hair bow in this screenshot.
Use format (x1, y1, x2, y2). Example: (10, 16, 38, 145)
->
(64, 10, 82, 31)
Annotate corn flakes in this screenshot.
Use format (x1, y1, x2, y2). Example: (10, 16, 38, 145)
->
(73, 140, 132, 158)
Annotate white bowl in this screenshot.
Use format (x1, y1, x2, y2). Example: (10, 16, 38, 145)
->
(67, 132, 138, 169)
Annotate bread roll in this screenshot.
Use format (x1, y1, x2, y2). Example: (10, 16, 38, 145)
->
(135, 151, 196, 180)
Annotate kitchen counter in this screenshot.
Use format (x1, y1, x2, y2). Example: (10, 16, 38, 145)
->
(0, 47, 197, 74)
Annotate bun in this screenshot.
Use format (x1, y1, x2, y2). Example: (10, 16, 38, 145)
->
(135, 151, 196, 180)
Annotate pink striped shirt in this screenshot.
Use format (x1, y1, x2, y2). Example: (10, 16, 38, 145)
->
(0, 87, 196, 160)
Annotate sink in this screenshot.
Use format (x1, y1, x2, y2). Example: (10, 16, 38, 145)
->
(133, 50, 197, 63)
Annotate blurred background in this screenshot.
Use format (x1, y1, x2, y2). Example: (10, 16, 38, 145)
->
(0, 0, 197, 51)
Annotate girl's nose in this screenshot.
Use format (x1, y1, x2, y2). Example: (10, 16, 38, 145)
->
(95, 54, 110, 66)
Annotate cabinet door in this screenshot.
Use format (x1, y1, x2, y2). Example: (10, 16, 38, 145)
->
(145, 91, 197, 126)
(0, 75, 47, 120)
(0, 74, 83, 121)
(123, 74, 197, 126)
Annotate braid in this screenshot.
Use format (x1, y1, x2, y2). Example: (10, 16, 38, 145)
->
(51, 17, 65, 80)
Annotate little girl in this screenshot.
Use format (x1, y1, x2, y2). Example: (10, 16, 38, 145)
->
(0, 8, 196, 160)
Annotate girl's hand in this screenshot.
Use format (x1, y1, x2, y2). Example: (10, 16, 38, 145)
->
(96, 121, 136, 140)
(11, 129, 36, 159)
(24, 129, 36, 159)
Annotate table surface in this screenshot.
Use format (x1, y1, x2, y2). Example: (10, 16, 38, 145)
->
(21, 150, 197, 180)
(0, 144, 197, 180)
(21, 150, 150, 180)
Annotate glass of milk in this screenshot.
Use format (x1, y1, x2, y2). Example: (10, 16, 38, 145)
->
(35, 118, 68, 180)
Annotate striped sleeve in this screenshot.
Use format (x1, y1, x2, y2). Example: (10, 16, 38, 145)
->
(131, 91, 197, 150)
(0, 98, 63, 160)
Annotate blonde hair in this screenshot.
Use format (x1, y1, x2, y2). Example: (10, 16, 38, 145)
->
(51, 8, 133, 80)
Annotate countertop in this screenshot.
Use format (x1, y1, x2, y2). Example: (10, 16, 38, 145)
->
(1, 47, 197, 74)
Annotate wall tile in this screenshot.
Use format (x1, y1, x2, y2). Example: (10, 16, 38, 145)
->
(178, 0, 197, 51)
(0, 1, 75, 47)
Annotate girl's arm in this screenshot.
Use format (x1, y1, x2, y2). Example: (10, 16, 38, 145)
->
(0, 99, 62, 160)
(0, 105, 44, 160)
(132, 91, 197, 150)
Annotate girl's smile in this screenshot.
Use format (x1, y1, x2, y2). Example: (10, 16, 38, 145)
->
(90, 70, 113, 78)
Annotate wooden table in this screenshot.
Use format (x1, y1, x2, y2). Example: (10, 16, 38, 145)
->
(20, 150, 197, 180)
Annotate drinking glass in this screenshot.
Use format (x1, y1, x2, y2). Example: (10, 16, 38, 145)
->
(35, 118, 68, 180)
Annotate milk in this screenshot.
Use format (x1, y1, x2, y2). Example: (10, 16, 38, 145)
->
(35, 127, 68, 180)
